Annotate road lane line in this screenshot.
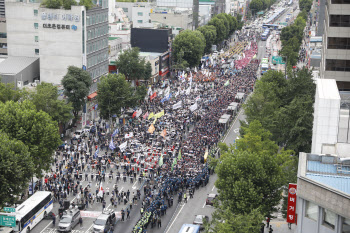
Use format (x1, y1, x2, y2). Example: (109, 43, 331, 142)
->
(222, 107, 243, 143)
(202, 201, 207, 208)
(40, 219, 54, 233)
(212, 185, 215, 191)
(165, 203, 186, 233)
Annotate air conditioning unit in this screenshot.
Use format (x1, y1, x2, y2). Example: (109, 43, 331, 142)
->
(17, 81, 23, 88)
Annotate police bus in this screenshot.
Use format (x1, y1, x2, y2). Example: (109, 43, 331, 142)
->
(13, 191, 53, 233)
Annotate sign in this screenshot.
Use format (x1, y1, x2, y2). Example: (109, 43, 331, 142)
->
(272, 56, 285, 65)
(3, 208, 15, 213)
(41, 13, 80, 22)
(42, 23, 77, 31)
(0, 215, 16, 227)
(287, 183, 297, 224)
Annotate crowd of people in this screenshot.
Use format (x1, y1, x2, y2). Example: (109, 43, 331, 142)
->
(36, 29, 261, 233)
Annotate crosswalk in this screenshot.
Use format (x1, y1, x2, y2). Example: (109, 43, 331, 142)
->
(42, 228, 85, 233)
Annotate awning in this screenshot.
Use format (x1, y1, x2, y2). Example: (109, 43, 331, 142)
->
(87, 92, 97, 100)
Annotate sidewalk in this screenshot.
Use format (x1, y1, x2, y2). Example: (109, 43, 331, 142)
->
(268, 219, 297, 233)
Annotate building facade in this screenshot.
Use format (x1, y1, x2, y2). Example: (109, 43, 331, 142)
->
(116, 2, 153, 28)
(5, 0, 108, 91)
(320, 0, 350, 91)
(151, 8, 193, 30)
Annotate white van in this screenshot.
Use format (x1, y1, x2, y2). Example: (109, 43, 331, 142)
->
(58, 207, 81, 232)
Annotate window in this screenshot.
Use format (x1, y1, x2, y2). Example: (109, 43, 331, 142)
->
(164, 16, 166, 19)
(138, 12, 143, 16)
(331, 0, 350, 3)
(137, 20, 143, 23)
(330, 15, 350, 27)
(343, 218, 350, 233)
(0, 43, 7, 49)
(305, 201, 318, 221)
(323, 209, 336, 229)
(35, 49, 39, 55)
(34, 9, 38, 16)
(35, 36, 38, 42)
(34, 23, 38, 29)
(0, 33, 6, 38)
(328, 37, 350, 49)
(122, 8, 128, 13)
(326, 59, 350, 72)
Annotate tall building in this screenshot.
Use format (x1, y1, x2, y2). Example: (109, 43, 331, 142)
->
(0, 0, 7, 55)
(5, 0, 109, 91)
(320, 0, 350, 91)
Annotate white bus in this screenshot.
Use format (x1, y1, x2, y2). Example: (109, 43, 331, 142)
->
(13, 191, 53, 233)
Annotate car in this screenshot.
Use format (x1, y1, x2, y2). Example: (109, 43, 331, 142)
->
(58, 207, 81, 232)
(193, 215, 209, 230)
(206, 193, 218, 206)
(83, 125, 94, 134)
(73, 130, 83, 140)
(92, 209, 117, 233)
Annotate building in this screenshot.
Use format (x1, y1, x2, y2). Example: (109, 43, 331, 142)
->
(108, 4, 131, 50)
(116, 2, 153, 28)
(139, 51, 160, 82)
(108, 36, 123, 60)
(0, 56, 39, 87)
(151, 8, 193, 30)
(131, 27, 171, 53)
(296, 152, 350, 233)
(320, 0, 350, 91)
(5, 0, 109, 91)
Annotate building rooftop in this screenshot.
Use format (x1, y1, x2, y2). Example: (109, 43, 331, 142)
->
(303, 153, 350, 195)
(139, 52, 162, 59)
(0, 56, 39, 75)
(316, 79, 340, 101)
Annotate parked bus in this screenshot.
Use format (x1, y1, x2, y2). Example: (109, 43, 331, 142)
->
(13, 191, 53, 233)
(261, 29, 270, 41)
(261, 58, 270, 74)
(178, 224, 200, 233)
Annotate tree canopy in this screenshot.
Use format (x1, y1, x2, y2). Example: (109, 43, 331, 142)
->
(30, 82, 73, 125)
(97, 73, 146, 119)
(115, 47, 152, 81)
(0, 132, 34, 207)
(172, 30, 205, 68)
(61, 66, 92, 119)
(0, 100, 61, 177)
(197, 25, 217, 54)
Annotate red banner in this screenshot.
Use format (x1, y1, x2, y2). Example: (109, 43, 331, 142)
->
(150, 92, 157, 101)
(287, 183, 297, 223)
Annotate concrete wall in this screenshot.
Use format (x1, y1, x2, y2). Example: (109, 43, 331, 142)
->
(0, 19, 7, 55)
(151, 12, 192, 30)
(132, 5, 152, 28)
(0, 58, 39, 86)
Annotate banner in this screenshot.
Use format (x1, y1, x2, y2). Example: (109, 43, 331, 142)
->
(287, 183, 297, 224)
(190, 102, 198, 112)
(119, 141, 127, 151)
(196, 95, 201, 102)
(132, 111, 137, 118)
(158, 155, 163, 167)
(143, 111, 149, 120)
(186, 86, 191, 95)
(147, 86, 152, 96)
(125, 132, 133, 138)
(155, 110, 165, 119)
(109, 139, 116, 150)
(136, 109, 143, 118)
(112, 128, 119, 137)
(224, 80, 229, 86)
(161, 129, 167, 138)
(150, 92, 157, 101)
(178, 149, 182, 160)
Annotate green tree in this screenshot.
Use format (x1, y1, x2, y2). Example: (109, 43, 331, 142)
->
(208, 17, 226, 44)
(236, 14, 244, 30)
(206, 208, 264, 233)
(79, 0, 94, 9)
(216, 14, 230, 39)
(249, 0, 263, 15)
(0, 81, 25, 103)
(62, 0, 77, 9)
(115, 47, 152, 81)
(97, 74, 143, 119)
(41, 0, 62, 8)
(30, 82, 73, 125)
(0, 132, 34, 207)
(0, 100, 61, 176)
(172, 30, 205, 67)
(197, 25, 217, 54)
(61, 66, 92, 119)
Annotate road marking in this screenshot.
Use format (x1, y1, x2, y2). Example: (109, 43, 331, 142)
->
(233, 128, 239, 133)
(40, 219, 54, 233)
(165, 203, 186, 233)
(222, 107, 244, 143)
(132, 180, 138, 189)
(202, 201, 207, 208)
(212, 185, 215, 191)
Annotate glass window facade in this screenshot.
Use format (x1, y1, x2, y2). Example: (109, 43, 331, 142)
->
(326, 59, 350, 71)
(305, 201, 318, 221)
(330, 15, 350, 27)
(323, 209, 336, 229)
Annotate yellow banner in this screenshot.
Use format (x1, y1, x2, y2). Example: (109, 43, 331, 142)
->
(148, 112, 154, 120)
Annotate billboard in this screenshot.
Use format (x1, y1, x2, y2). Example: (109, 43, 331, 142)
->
(287, 183, 297, 224)
(131, 28, 170, 53)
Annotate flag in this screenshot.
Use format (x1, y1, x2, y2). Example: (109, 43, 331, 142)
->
(119, 141, 127, 152)
(194, 85, 198, 93)
(155, 110, 164, 118)
(94, 148, 99, 158)
(164, 86, 170, 97)
(147, 86, 152, 96)
(178, 149, 182, 160)
(125, 132, 134, 138)
(212, 83, 214, 89)
(194, 67, 197, 73)
(109, 139, 116, 150)
(196, 95, 201, 102)
(148, 112, 155, 120)
(224, 80, 229, 86)
(190, 102, 198, 112)
(143, 111, 149, 120)
(153, 118, 157, 124)
(150, 92, 157, 101)
(112, 128, 119, 137)
(148, 124, 155, 133)
(132, 111, 137, 118)
(185, 86, 191, 95)
(175, 89, 180, 98)
(97, 183, 104, 197)
(158, 155, 163, 167)
(173, 101, 182, 109)
(136, 109, 143, 118)
(161, 129, 167, 138)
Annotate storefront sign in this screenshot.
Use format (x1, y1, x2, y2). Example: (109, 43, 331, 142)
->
(162, 54, 169, 61)
(287, 183, 297, 224)
(42, 13, 80, 22)
(155, 60, 159, 66)
(43, 23, 77, 31)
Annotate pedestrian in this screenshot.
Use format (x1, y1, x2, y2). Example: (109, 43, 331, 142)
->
(102, 200, 106, 211)
(269, 225, 273, 233)
(79, 216, 83, 228)
(52, 213, 56, 226)
(127, 208, 130, 220)
(121, 209, 125, 222)
(184, 192, 187, 203)
(157, 217, 161, 228)
(140, 207, 144, 216)
(266, 217, 270, 228)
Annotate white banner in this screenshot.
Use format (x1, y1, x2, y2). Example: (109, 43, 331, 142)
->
(173, 101, 182, 110)
(190, 102, 198, 112)
(119, 141, 128, 151)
